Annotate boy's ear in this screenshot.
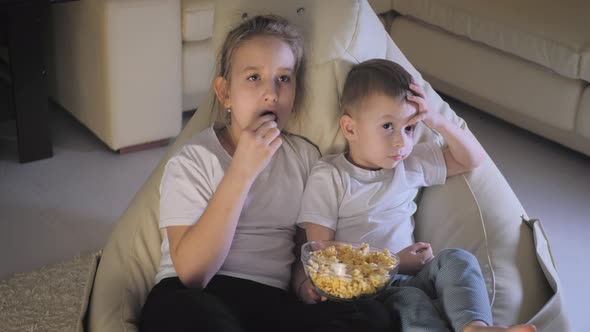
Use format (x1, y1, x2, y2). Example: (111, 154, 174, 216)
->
(340, 114, 357, 141)
(213, 76, 231, 108)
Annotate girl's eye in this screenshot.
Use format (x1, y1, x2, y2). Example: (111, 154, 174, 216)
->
(383, 123, 393, 130)
(278, 75, 291, 83)
(404, 125, 416, 133)
(247, 74, 260, 81)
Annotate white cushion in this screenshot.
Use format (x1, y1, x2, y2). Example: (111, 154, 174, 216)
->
(182, 39, 215, 110)
(208, 0, 456, 154)
(182, 0, 214, 42)
(392, 0, 590, 82)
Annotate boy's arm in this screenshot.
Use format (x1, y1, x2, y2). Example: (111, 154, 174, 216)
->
(305, 222, 335, 242)
(407, 83, 487, 177)
(290, 226, 308, 297)
(397, 242, 435, 275)
(291, 224, 333, 303)
(293, 160, 340, 303)
(437, 122, 487, 177)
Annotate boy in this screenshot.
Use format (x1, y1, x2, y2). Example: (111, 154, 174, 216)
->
(296, 59, 535, 332)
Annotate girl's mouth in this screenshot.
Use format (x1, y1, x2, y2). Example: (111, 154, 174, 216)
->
(261, 110, 276, 118)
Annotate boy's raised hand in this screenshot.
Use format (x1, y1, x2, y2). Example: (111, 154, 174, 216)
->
(406, 83, 445, 130)
(230, 114, 282, 180)
(396, 242, 435, 276)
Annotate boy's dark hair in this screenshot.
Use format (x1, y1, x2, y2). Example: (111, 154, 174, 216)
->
(340, 59, 414, 114)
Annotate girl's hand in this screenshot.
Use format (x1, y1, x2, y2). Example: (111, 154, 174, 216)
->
(406, 83, 445, 130)
(396, 242, 435, 276)
(229, 114, 282, 180)
(298, 278, 327, 304)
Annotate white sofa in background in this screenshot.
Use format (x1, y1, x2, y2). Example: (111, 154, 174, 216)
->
(182, 0, 216, 111)
(372, 0, 590, 157)
(48, 0, 590, 156)
(48, 0, 215, 152)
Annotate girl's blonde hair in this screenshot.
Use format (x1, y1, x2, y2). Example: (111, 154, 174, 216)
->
(212, 14, 306, 126)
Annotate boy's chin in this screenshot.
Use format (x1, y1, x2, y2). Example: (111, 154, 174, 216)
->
(382, 160, 401, 169)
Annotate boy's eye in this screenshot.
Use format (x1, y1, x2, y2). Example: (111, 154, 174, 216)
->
(382, 123, 393, 130)
(404, 125, 416, 133)
(247, 74, 260, 81)
(278, 75, 291, 83)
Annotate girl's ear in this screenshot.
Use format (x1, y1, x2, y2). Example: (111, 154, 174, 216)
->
(213, 76, 231, 108)
(340, 114, 357, 141)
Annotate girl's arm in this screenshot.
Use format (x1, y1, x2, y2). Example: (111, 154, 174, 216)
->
(166, 170, 253, 289)
(407, 83, 487, 177)
(169, 115, 282, 288)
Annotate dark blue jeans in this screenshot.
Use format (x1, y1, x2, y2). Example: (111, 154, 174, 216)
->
(379, 248, 492, 332)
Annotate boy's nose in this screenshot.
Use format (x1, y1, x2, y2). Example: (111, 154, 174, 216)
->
(393, 133, 408, 148)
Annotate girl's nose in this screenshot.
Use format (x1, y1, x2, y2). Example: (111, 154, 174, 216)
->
(264, 81, 279, 102)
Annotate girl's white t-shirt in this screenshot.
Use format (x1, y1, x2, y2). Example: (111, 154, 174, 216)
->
(297, 143, 446, 254)
(155, 126, 320, 290)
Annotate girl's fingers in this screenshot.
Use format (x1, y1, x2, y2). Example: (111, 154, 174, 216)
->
(249, 114, 278, 132)
(262, 127, 281, 146)
(257, 121, 279, 140)
(268, 135, 283, 151)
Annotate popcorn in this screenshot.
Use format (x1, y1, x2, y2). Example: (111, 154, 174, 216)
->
(306, 243, 397, 299)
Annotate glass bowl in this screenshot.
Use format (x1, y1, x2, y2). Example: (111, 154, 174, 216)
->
(301, 240, 399, 301)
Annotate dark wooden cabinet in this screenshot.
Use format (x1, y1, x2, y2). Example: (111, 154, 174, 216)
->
(1, 0, 54, 162)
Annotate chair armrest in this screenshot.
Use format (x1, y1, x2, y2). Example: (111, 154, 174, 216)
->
(48, 0, 182, 150)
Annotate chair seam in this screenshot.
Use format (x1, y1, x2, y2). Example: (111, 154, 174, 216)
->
(460, 173, 496, 306)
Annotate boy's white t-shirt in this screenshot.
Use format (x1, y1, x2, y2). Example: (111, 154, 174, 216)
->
(155, 126, 320, 290)
(297, 143, 446, 254)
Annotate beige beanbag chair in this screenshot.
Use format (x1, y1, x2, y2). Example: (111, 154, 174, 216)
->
(86, 0, 569, 331)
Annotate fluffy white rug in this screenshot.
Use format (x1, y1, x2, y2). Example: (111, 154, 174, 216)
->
(0, 251, 100, 332)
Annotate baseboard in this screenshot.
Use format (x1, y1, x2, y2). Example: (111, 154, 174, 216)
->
(117, 138, 170, 154)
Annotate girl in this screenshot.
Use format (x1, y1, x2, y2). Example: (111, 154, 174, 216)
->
(139, 15, 390, 332)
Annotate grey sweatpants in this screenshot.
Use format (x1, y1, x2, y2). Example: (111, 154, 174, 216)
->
(378, 248, 492, 332)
